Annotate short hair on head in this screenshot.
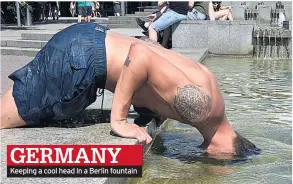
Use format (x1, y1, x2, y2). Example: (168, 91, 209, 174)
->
(233, 131, 260, 156)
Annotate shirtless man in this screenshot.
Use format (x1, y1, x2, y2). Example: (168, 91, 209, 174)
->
(1, 23, 258, 156)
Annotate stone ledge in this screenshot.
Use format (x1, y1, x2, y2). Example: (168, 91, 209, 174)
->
(172, 21, 255, 55)
(1, 116, 160, 184)
(0, 93, 160, 184)
(253, 27, 291, 38)
(172, 48, 208, 63)
(179, 20, 256, 25)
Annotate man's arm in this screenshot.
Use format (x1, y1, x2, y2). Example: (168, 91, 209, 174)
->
(111, 43, 152, 144)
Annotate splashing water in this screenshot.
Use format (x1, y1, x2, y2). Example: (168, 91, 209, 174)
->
(254, 27, 291, 59)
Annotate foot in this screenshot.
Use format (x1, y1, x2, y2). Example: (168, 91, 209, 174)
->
(136, 18, 148, 32)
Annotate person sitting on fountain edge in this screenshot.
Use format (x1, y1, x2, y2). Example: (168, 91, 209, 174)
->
(0, 22, 259, 157)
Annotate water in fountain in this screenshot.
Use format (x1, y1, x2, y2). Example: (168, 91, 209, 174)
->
(268, 29, 271, 58)
(275, 12, 277, 27)
(262, 28, 265, 58)
(274, 29, 277, 58)
(256, 29, 259, 60)
(271, 9, 275, 26)
(279, 32, 285, 58)
(271, 9, 280, 27)
(254, 27, 291, 59)
(273, 10, 277, 25)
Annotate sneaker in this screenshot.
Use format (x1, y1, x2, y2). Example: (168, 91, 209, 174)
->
(136, 17, 148, 32)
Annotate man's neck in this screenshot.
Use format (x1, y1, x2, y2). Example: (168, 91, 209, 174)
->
(201, 117, 237, 154)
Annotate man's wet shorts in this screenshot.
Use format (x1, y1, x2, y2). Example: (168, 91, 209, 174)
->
(8, 23, 109, 125)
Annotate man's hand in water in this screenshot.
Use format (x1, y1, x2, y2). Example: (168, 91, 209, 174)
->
(111, 120, 152, 144)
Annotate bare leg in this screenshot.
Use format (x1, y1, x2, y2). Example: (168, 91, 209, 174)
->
(78, 15, 82, 23)
(219, 13, 228, 20)
(72, 8, 76, 17)
(148, 26, 158, 42)
(228, 11, 233, 20)
(1, 87, 26, 129)
(87, 15, 91, 22)
(215, 9, 230, 20)
(208, 2, 230, 21)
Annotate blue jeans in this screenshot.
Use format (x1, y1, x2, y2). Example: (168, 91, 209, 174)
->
(9, 23, 109, 125)
(151, 9, 187, 32)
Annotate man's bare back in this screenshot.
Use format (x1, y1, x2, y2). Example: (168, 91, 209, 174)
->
(106, 31, 224, 119)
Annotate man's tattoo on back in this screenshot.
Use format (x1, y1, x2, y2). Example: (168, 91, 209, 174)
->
(124, 57, 131, 67)
(174, 84, 211, 124)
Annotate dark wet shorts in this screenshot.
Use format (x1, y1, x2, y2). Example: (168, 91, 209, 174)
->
(8, 23, 109, 125)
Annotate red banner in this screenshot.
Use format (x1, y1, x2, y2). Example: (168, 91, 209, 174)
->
(7, 145, 143, 166)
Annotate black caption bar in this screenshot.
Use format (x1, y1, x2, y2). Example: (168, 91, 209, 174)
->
(7, 166, 142, 177)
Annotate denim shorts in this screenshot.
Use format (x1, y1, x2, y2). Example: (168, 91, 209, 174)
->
(8, 23, 109, 125)
(151, 9, 187, 32)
